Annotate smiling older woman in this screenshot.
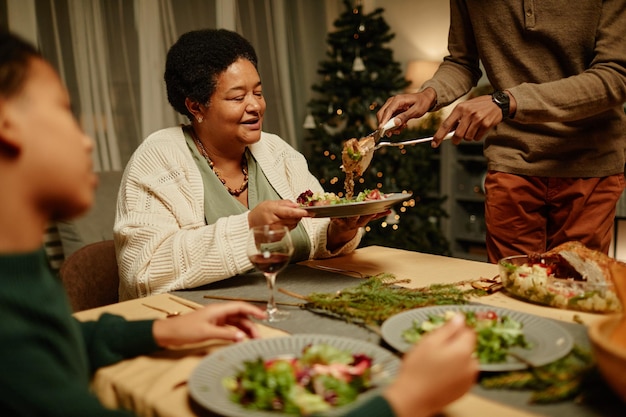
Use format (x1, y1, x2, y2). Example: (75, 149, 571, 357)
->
(114, 29, 387, 300)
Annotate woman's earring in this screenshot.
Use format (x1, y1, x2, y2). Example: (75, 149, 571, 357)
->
(197, 116, 203, 123)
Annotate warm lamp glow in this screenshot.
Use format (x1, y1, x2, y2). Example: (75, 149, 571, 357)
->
(405, 60, 440, 92)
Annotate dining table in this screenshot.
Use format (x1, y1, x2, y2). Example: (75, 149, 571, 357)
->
(73, 245, 624, 417)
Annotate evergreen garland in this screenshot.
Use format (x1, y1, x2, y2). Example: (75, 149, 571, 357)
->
(281, 273, 487, 326)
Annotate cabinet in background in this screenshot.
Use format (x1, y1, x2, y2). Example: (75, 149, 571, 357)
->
(440, 141, 488, 261)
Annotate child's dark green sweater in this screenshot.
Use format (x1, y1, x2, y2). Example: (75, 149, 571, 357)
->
(0, 249, 158, 416)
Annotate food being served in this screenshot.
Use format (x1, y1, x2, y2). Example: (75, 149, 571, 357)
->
(222, 343, 376, 416)
(499, 241, 622, 313)
(340, 120, 398, 198)
(296, 188, 384, 207)
(341, 136, 376, 199)
(402, 309, 530, 364)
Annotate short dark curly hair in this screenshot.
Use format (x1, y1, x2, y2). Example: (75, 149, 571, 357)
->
(164, 29, 258, 120)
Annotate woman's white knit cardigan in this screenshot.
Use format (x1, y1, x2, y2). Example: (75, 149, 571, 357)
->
(114, 127, 362, 300)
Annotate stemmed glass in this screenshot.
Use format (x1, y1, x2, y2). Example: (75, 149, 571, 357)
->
(247, 225, 294, 322)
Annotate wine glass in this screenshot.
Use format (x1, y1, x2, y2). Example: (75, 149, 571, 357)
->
(247, 225, 294, 322)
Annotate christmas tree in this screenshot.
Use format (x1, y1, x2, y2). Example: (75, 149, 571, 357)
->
(304, 0, 450, 255)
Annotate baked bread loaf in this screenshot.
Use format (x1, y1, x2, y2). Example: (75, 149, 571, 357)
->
(535, 241, 618, 285)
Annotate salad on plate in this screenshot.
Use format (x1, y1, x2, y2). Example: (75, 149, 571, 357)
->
(296, 189, 384, 207)
(402, 309, 530, 364)
(222, 343, 376, 416)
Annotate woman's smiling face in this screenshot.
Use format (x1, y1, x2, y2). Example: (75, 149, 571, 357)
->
(202, 58, 266, 148)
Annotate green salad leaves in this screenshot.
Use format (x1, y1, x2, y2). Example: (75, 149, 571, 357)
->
(222, 344, 374, 416)
(402, 310, 530, 364)
(296, 189, 383, 207)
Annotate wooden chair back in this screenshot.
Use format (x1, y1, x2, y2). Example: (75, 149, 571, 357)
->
(59, 240, 119, 312)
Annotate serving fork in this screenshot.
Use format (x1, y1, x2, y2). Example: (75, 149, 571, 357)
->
(373, 130, 455, 151)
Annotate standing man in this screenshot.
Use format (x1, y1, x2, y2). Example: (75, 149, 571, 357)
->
(378, 1, 626, 262)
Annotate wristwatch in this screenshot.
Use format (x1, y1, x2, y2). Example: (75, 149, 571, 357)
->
(492, 91, 510, 120)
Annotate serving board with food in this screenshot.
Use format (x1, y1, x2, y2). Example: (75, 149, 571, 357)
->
(498, 242, 622, 313)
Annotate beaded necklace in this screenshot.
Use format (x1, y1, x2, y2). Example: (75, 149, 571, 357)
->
(189, 127, 249, 196)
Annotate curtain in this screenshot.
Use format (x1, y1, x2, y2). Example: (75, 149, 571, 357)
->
(134, 0, 218, 140)
(12, 0, 331, 169)
(134, 0, 182, 142)
(237, 0, 292, 145)
(282, 1, 332, 151)
(36, 0, 139, 170)
(236, 0, 328, 149)
(5, 0, 37, 45)
(67, 0, 122, 171)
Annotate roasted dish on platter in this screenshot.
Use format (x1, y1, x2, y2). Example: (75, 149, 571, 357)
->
(498, 241, 622, 313)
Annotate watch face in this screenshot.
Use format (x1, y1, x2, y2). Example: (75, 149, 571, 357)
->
(492, 91, 510, 119)
(493, 91, 509, 104)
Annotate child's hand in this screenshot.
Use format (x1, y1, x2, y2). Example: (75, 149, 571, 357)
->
(152, 301, 267, 347)
(383, 314, 479, 417)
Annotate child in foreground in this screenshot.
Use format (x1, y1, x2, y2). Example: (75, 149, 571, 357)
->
(0, 30, 478, 416)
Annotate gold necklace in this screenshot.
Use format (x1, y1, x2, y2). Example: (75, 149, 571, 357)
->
(189, 127, 249, 196)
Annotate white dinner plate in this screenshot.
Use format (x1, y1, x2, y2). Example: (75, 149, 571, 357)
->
(380, 305, 574, 372)
(188, 334, 401, 417)
(302, 192, 412, 218)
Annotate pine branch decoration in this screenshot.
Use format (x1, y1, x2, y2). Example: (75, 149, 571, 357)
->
(282, 273, 487, 325)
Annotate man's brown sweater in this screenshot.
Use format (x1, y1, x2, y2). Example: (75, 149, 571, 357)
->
(423, 0, 626, 177)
